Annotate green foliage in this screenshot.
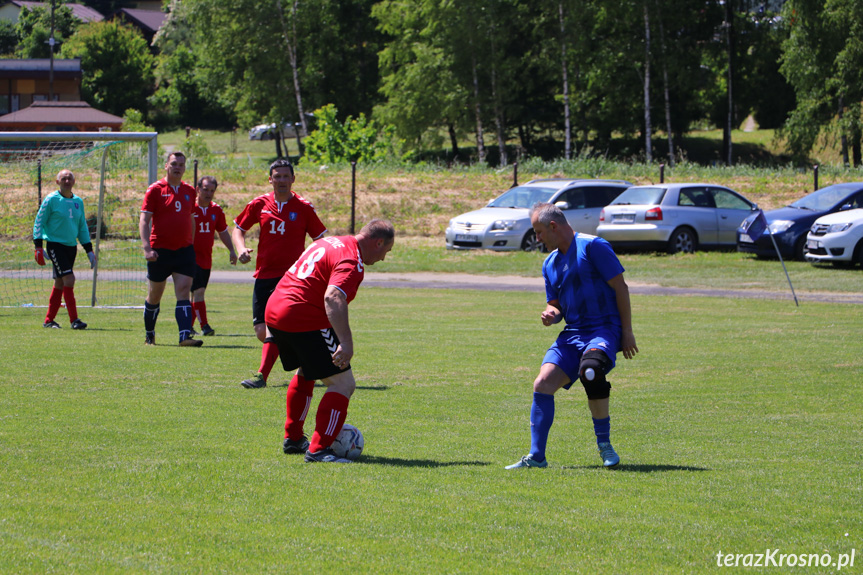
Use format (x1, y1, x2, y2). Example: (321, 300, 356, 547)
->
(121, 108, 153, 132)
(303, 104, 398, 164)
(779, 0, 863, 161)
(60, 20, 155, 117)
(148, 0, 228, 129)
(0, 20, 16, 56)
(182, 130, 213, 164)
(14, 4, 78, 59)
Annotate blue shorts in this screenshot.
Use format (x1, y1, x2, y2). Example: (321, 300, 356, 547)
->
(542, 328, 619, 389)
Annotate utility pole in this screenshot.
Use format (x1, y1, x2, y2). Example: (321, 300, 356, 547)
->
(48, 0, 55, 100)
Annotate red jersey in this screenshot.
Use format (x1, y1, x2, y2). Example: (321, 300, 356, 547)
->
(234, 191, 326, 279)
(265, 235, 364, 332)
(192, 201, 228, 269)
(141, 178, 196, 250)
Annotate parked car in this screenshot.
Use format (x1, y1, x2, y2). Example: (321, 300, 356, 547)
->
(737, 182, 863, 260)
(804, 208, 863, 267)
(248, 123, 305, 140)
(445, 179, 632, 251)
(596, 183, 757, 253)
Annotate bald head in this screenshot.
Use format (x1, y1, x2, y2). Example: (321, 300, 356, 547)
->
(56, 170, 75, 197)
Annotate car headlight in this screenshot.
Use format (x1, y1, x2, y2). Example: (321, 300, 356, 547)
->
(491, 220, 517, 231)
(827, 222, 853, 233)
(768, 220, 794, 234)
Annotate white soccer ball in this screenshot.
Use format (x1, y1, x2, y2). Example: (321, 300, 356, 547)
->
(332, 424, 364, 460)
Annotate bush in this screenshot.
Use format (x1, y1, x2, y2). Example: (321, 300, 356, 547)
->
(302, 104, 399, 165)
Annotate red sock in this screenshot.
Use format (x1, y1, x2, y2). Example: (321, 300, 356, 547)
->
(46, 287, 63, 322)
(63, 287, 77, 322)
(192, 301, 207, 326)
(259, 339, 280, 380)
(284, 373, 316, 440)
(308, 391, 349, 452)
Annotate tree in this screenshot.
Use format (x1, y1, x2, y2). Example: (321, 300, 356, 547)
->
(0, 20, 16, 57)
(779, 0, 863, 163)
(14, 4, 78, 59)
(60, 20, 155, 117)
(149, 0, 230, 128)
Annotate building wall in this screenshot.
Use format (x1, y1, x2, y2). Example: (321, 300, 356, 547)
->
(0, 4, 22, 24)
(1, 77, 80, 115)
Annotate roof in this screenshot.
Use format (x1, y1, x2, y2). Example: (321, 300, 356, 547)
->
(0, 101, 123, 127)
(2, 1, 104, 22)
(112, 7, 166, 33)
(0, 58, 82, 79)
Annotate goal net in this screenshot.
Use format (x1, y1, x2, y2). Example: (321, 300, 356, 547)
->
(0, 132, 159, 308)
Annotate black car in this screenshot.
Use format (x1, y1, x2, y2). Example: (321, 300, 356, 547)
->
(737, 183, 863, 260)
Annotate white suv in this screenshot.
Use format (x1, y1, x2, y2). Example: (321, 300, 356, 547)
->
(805, 208, 863, 267)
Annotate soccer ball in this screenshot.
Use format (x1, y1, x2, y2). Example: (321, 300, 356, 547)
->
(332, 424, 364, 460)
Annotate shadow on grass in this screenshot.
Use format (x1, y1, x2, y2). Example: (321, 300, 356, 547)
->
(270, 383, 390, 390)
(562, 463, 710, 473)
(359, 455, 490, 468)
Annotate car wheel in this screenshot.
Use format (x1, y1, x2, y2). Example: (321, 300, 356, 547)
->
(855, 240, 863, 268)
(793, 235, 808, 261)
(667, 227, 697, 254)
(522, 230, 541, 252)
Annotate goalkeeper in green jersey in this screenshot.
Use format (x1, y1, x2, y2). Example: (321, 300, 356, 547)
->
(32, 169, 96, 329)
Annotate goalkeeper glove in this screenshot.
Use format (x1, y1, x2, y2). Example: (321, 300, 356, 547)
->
(87, 252, 96, 269)
(34, 248, 46, 266)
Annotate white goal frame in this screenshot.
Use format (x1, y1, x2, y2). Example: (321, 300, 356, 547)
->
(1, 132, 158, 307)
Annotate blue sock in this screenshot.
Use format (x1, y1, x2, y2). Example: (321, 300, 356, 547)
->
(176, 299, 193, 340)
(529, 392, 555, 462)
(144, 301, 160, 333)
(593, 416, 611, 445)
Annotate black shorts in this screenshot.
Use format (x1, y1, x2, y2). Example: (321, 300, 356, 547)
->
(46, 241, 77, 279)
(146, 245, 197, 283)
(252, 277, 280, 326)
(191, 266, 211, 292)
(268, 325, 350, 380)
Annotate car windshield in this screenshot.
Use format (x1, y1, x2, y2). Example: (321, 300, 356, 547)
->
(487, 186, 556, 209)
(610, 187, 666, 206)
(789, 184, 860, 211)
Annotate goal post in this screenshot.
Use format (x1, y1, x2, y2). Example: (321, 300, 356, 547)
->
(0, 131, 159, 308)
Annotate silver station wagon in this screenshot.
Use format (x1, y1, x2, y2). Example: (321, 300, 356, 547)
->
(445, 178, 632, 251)
(596, 183, 758, 253)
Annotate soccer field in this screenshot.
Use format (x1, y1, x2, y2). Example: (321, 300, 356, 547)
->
(1, 283, 861, 573)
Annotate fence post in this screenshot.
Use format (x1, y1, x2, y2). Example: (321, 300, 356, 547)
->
(37, 159, 42, 206)
(350, 161, 357, 234)
(813, 164, 819, 191)
(512, 161, 518, 187)
(193, 159, 198, 187)
(659, 163, 665, 184)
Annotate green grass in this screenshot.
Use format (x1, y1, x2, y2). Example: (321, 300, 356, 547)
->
(1, 283, 861, 572)
(366, 238, 863, 295)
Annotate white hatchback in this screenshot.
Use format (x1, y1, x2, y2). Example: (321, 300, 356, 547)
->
(805, 208, 863, 267)
(445, 179, 631, 251)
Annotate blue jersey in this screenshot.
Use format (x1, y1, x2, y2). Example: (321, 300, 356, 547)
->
(542, 233, 624, 333)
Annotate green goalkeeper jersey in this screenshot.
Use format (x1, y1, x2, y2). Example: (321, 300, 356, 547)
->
(33, 191, 91, 247)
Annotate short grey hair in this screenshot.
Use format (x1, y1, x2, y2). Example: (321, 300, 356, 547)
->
(530, 202, 567, 226)
(360, 219, 395, 242)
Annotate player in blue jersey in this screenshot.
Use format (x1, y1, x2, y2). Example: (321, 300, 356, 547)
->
(32, 169, 96, 329)
(506, 202, 638, 470)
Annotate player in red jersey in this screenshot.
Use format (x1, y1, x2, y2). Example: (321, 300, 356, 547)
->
(265, 219, 395, 462)
(190, 175, 237, 336)
(232, 159, 327, 389)
(138, 152, 202, 347)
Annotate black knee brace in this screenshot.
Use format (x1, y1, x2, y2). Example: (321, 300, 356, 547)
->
(579, 348, 612, 400)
